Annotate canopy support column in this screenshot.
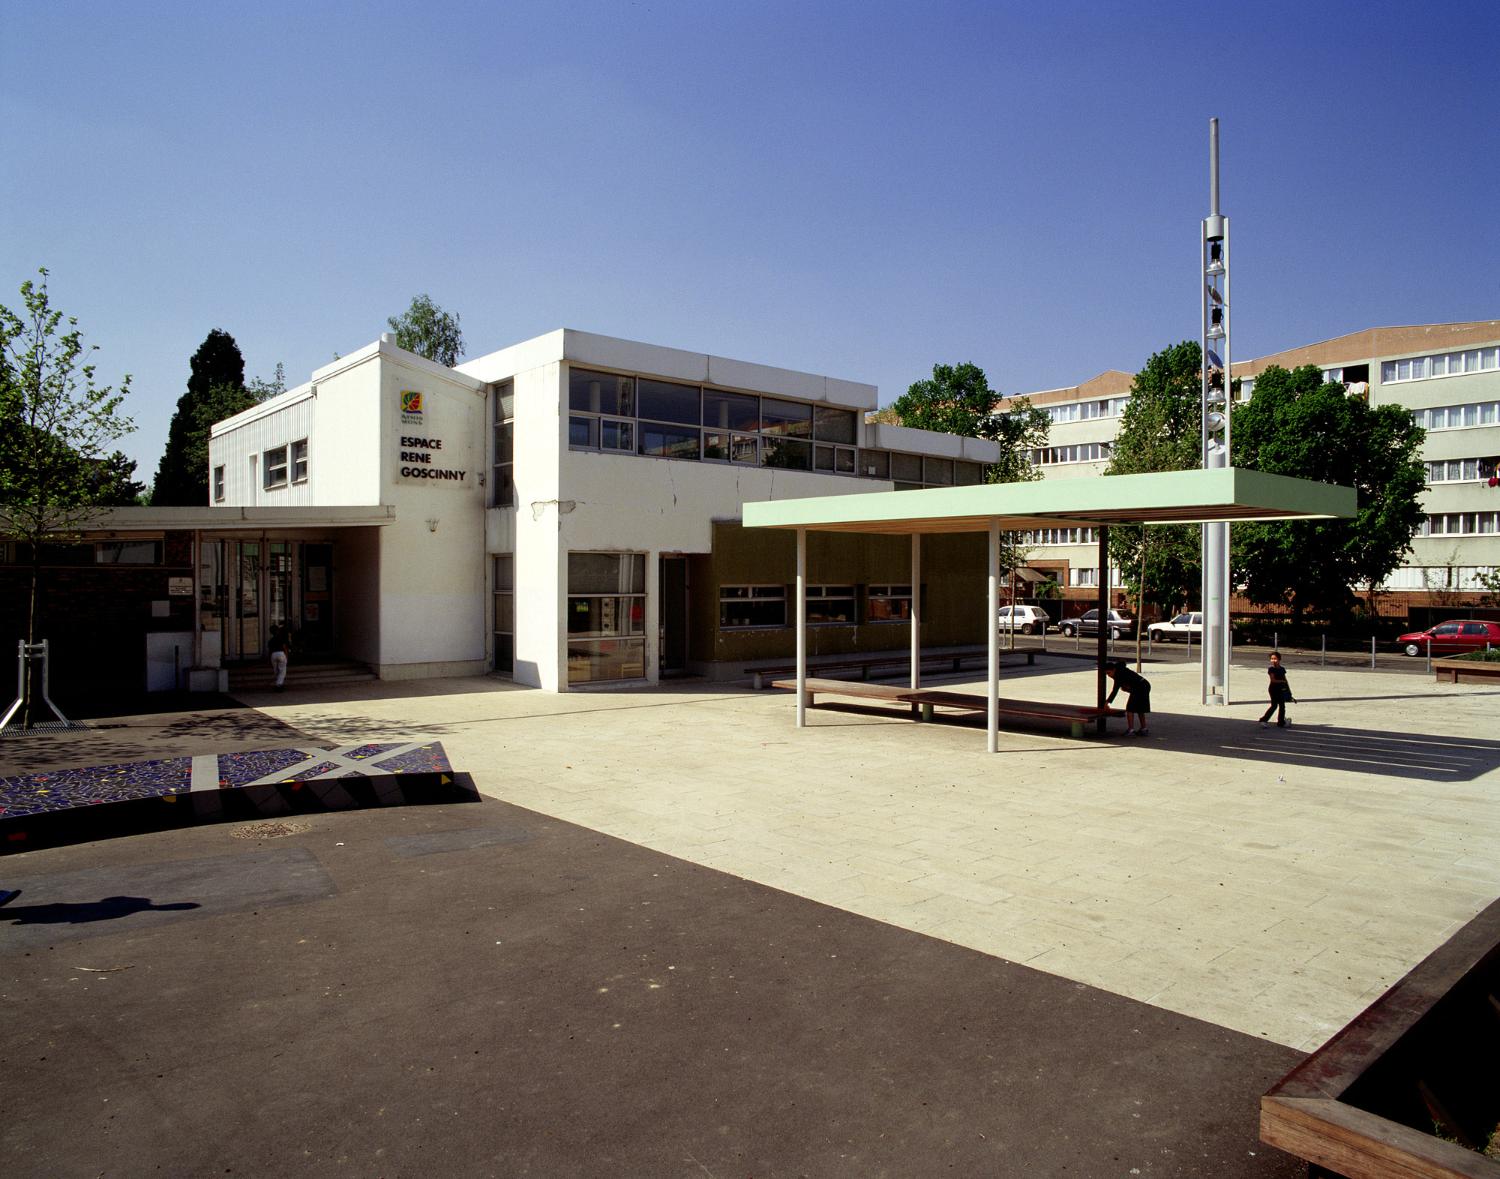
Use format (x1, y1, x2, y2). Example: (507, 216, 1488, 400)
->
(910, 534, 921, 689)
(987, 520, 1000, 754)
(795, 527, 807, 728)
(1096, 526, 1110, 733)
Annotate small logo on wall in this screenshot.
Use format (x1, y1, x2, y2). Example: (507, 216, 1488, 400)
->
(401, 390, 423, 424)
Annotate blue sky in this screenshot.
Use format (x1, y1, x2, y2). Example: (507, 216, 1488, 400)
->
(4, 0, 1497, 481)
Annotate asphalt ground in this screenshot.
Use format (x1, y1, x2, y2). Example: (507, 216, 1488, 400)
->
(1, 790, 1303, 1178)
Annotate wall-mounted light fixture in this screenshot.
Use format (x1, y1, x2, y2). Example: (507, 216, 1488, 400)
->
(426, 518, 439, 533)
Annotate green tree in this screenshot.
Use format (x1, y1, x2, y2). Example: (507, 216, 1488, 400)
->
(1231, 364, 1426, 620)
(388, 293, 464, 366)
(1105, 341, 1204, 618)
(0, 269, 135, 723)
(152, 329, 249, 505)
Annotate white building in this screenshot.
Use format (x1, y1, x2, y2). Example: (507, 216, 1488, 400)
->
(208, 330, 999, 689)
(999, 321, 1500, 604)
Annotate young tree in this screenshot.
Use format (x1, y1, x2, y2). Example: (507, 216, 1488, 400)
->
(0, 269, 135, 723)
(152, 329, 249, 505)
(1105, 342, 1204, 622)
(388, 294, 464, 366)
(1230, 364, 1427, 621)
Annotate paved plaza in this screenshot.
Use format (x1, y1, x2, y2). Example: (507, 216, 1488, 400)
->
(4, 654, 1498, 1175)
(229, 655, 1500, 1052)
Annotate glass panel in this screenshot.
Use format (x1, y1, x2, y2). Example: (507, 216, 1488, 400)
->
(1465, 351, 1479, 373)
(1483, 403, 1498, 424)
(639, 422, 700, 460)
(834, 447, 856, 474)
(96, 541, 161, 565)
(493, 594, 514, 632)
(568, 368, 635, 416)
(719, 587, 786, 628)
(601, 419, 634, 451)
(1464, 404, 1479, 426)
(495, 422, 514, 463)
(953, 461, 981, 486)
(924, 458, 954, 486)
(704, 431, 759, 464)
(493, 381, 515, 420)
(813, 405, 856, 444)
(861, 450, 890, 479)
(703, 432, 732, 461)
(569, 552, 645, 594)
(761, 398, 813, 437)
(494, 553, 513, 590)
(567, 596, 646, 638)
(890, 453, 922, 483)
(760, 436, 811, 470)
(637, 378, 701, 425)
(731, 433, 758, 464)
(814, 444, 835, 472)
(292, 439, 308, 481)
(703, 390, 759, 432)
(569, 416, 597, 448)
(567, 638, 646, 684)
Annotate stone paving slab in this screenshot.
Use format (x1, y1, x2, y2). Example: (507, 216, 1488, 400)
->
(232, 657, 1500, 1052)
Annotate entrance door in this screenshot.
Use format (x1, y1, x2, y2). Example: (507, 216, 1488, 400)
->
(659, 556, 689, 677)
(235, 541, 263, 659)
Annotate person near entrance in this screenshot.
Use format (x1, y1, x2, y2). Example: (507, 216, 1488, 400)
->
(1105, 660, 1152, 737)
(268, 622, 293, 691)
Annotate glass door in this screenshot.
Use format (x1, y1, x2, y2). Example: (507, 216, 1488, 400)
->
(236, 541, 262, 659)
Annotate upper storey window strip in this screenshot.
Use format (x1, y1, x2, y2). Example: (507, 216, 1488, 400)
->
(1381, 346, 1500, 385)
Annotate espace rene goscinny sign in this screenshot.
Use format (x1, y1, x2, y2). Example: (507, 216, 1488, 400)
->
(397, 390, 466, 483)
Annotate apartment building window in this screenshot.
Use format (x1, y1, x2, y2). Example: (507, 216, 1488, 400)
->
(492, 381, 515, 506)
(867, 584, 913, 623)
(720, 585, 786, 629)
(291, 439, 309, 483)
(1382, 347, 1500, 384)
(1027, 527, 1099, 546)
(1419, 512, 1500, 536)
(263, 445, 289, 489)
(1411, 401, 1499, 430)
(1425, 458, 1494, 483)
(806, 585, 857, 625)
(566, 552, 646, 684)
(213, 465, 225, 502)
(1033, 442, 1112, 466)
(1070, 568, 1098, 587)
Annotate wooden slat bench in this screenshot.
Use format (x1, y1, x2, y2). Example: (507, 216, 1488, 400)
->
(772, 678, 1125, 738)
(748, 646, 1034, 691)
(1432, 656, 1500, 684)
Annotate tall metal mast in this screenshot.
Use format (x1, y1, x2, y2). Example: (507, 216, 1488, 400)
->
(1200, 118, 1231, 706)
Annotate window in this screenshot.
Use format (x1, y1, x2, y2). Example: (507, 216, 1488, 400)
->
(291, 439, 308, 483)
(493, 381, 515, 504)
(640, 422, 701, 460)
(95, 540, 162, 565)
(704, 390, 759, 432)
(567, 552, 646, 684)
(813, 405, 857, 444)
(868, 584, 912, 623)
(720, 585, 786, 629)
(760, 436, 811, 470)
(493, 554, 514, 675)
(806, 585, 856, 625)
(213, 465, 225, 502)
(1382, 346, 1500, 384)
(569, 369, 635, 416)
(761, 398, 813, 437)
(890, 452, 922, 487)
(263, 445, 289, 489)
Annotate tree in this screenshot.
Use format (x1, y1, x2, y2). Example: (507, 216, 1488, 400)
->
(388, 294, 464, 366)
(152, 329, 249, 505)
(1105, 342, 1204, 621)
(1230, 364, 1427, 621)
(891, 362, 1050, 574)
(0, 269, 135, 723)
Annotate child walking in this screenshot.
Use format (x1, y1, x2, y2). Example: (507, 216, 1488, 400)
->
(1259, 650, 1293, 728)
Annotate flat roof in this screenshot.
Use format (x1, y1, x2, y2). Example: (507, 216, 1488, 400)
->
(743, 467, 1356, 535)
(78, 506, 398, 533)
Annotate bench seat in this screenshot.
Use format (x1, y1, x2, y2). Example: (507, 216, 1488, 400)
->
(748, 647, 1034, 690)
(771, 678, 1125, 737)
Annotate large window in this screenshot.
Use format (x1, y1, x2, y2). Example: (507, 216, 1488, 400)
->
(291, 438, 309, 483)
(1410, 401, 1499, 431)
(806, 585, 856, 625)
(1382, 347, 1500, 384)
(493, 554, 514, 675)
(263, 445, 289, 489)
(720, 585, 786, 629)
(95, 540, 162, 565)
(492, 381, 515, 506)
(567, 552, 646, 684)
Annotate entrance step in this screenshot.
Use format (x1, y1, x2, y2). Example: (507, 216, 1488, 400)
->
(226, 658, 378, 694)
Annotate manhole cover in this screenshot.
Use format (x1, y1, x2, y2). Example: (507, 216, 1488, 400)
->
(230, 820, 311, 840)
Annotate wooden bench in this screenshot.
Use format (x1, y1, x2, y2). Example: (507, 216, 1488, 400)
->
(748, 646, 1034, 690)
(1432, 656, 1500, 684)
(772, 678, 1124, 738)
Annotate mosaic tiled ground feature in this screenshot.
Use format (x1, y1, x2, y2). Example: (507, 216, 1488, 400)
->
(0, 741, 472, 853)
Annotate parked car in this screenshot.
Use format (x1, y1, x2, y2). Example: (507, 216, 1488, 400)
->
(1149, 611, 1204, 643)
(1395, 620, 1500, 657)
(1058, 608, 1133, 639)
(997, 604, 1049, 635)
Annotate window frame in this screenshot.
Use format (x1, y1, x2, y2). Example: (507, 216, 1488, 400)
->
(262, 445, 289, 490)
(719, 584, 788, 630)
(291, 438, 309, 483)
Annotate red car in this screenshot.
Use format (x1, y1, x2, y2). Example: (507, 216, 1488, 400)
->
(1396, 619, 1500, 657)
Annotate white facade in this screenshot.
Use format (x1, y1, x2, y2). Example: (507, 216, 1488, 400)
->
(211, 330, 999, 689)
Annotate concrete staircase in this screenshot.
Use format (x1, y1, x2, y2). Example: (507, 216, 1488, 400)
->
(226, 657, 378, 695)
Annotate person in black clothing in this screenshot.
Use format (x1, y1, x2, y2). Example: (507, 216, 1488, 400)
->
(1105, 660, 1151, 737)
(268, 622, 293, 692)
(1259, 650, 1293, 728)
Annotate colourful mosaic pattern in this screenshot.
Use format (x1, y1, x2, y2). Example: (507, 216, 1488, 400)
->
(0, 758, 194, 818)
(0, 742, 452, 819)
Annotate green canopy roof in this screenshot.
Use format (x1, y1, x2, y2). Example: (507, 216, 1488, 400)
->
(743, 467, 1355, 535)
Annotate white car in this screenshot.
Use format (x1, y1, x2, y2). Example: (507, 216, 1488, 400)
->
(1149, 612, 1204, 642)
(997, 605, 1050, 635)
